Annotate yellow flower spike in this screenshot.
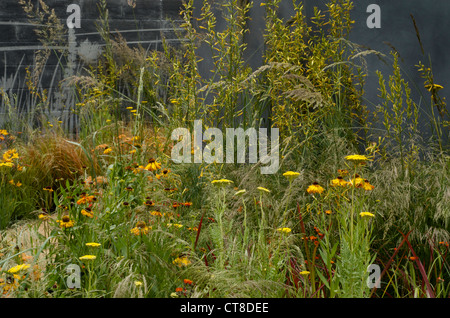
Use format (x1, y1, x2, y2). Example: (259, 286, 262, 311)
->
(134, 281, 143, 287)
(425, 83, 443, 92)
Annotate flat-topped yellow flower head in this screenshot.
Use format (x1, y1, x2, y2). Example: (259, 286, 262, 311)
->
(277, 227, 292, 234)
(79, 255, 97, 261)
(211, 179, 233, 187)
(345, 154, 369, 165)
(86, 242, 101, 247)
(257, 187, 271, 193)
(283, 171, 300, 182)
(360, 212, 375, 218)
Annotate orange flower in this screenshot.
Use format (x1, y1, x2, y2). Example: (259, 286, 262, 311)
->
(57, 215, 74, 229)
(330, 176, 349, 187)
(145, 158, 161, 171)
(184, 279, 193, 285)
(130, 221, 150, 236)
(95, 144, 109, 150)
(81, 208, 94, 218)
(307, 182, 324, 195)
(77, 193, 96, 205)
(150, 211, 163, 217)
(362, 179, 375, 191)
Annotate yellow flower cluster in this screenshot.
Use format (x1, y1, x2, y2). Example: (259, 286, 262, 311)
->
(0, 148, 19, 168)
(172, 256, 191, 267)
(277, 227, 292, 234)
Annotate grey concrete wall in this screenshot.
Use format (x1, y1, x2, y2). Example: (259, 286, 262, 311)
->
(0, 0, 183, 110)
(0, 0, 448, 138)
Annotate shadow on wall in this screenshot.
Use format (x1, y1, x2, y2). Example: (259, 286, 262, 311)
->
(192, 0, 449, 138)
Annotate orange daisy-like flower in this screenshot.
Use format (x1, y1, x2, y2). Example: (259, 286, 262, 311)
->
(43, 186, 54, 192)
(330, 176, 349, 187)
(81, 208, 94, 218)
(145, 158, 161, 172)
(349, 174, 364, 188)
(130, 221, 151, 236)
(164, 188, 177, 192)
(77, 193, 96, 205)
(57, 215, 74, 229)
(307, 182, 325, 195)
(184, 279, 193, 285)
(362, 179, 375, 191)
(95, 144, 109, 150)
(150, 211, 163, 217)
